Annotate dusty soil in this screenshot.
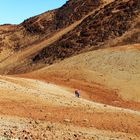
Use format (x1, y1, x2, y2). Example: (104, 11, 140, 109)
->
(0, 75, 140, 139)
(22, 44, 140, 111)
(0, 45, 139, 139)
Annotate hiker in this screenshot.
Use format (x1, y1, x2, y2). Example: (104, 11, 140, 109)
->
(75, 89, 80, 98)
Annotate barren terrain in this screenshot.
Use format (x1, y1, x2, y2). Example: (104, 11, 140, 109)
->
(24, 44, 140, 106)
(0, 0, 139, 139)
(0, 75, 140, 139)
(0, 44, 140, 139)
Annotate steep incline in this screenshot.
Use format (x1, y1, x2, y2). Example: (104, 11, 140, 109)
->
(32, 0, 140, 67)
(0, 10, 101, 74)
(0, 0, 102, 62)
(0, 0, 139, 75)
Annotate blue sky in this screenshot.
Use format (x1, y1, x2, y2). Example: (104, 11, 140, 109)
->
(0, 0, 67, 25)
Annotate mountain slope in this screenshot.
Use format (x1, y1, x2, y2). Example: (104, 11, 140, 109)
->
(23, 44, 140, 110)
(0, 0, 139, 75)
(0, 1, 140, 139)
(0, 10, 101, 74)
(0, 0, 102, 62)
(0, 0, 108, 73)
(32, 0, 140, 67)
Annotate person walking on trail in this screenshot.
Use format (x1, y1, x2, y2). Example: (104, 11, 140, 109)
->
(75, 89, 80, 98)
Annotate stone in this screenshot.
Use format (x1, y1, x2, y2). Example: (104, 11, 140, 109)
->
(64, 119, 71, 123)
(83, 119, 89, 122)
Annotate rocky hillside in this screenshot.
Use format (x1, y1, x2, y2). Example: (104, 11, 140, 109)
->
(32, 0, 140, 65)
(0, 0, 102, 55)
(0, 10, 55, 55)
(0, 0, 139, 74)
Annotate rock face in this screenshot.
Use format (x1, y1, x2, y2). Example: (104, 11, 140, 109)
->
(32, 0, 140, 65)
